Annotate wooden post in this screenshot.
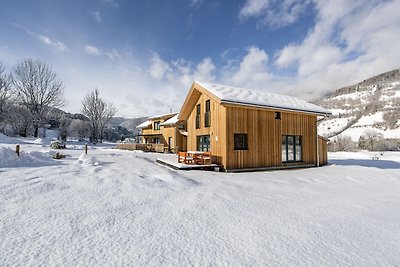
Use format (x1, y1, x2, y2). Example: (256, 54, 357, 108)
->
(16, 144, 20, 157)
(85, 144, 88, 154)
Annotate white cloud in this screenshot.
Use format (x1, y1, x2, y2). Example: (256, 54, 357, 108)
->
(104, 0, 119, 8)
(239, 0, 269, 18)
(84, 45, 100, 56)
(190, 0, 204, 8)
(105, 49, 120, 61)
(38, 35, 67, 51)
(149, 53, 170, 80)
(239, 0, 310, 28)
(93, 11, 102, 23)
(148, 54, 215, 84)
(84, 45, 121, 62)
(273, 0, 400, 99)
(194, 57, 215, 82)
(4, 21, 67, 52)
(222, 46, 272, 87)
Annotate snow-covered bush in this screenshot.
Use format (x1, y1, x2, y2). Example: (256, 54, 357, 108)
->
(50, 140, 66, 149)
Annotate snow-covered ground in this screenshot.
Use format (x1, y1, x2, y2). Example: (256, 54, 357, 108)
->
(1, 135, 400, 266)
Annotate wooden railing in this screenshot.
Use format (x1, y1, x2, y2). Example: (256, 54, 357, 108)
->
(117, 143, 165, 153)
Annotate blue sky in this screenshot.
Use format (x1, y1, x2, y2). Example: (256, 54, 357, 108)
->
(1, 0, 399, 117)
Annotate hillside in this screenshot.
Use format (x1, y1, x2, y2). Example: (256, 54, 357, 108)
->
(316, 69, 400, 141)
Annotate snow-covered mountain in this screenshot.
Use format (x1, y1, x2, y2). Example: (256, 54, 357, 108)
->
(316, 69, 400, 141)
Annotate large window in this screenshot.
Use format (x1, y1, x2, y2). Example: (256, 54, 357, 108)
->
(197, 135, 210, 152)
(234, 133, 248, 150)
(205, 100, 211, 127)
(154, 121, 161, 130)
(282, 135, 302, 162)
(196, 104, 201, 129)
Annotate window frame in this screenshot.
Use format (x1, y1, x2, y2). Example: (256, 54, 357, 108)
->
(234, 133, 248, 150)
(197, 135, 210, 152)
(154, 121, 161, 131)
(195, 104, 201, 129)
(282, 135, 302, 162)
(204, 99, 211, 128)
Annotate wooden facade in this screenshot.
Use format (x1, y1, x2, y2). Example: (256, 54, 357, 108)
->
(179, 82, 330, 171)
(139, 113, 187, 153)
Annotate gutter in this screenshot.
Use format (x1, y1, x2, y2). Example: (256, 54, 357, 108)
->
(316, 114, 329, 167)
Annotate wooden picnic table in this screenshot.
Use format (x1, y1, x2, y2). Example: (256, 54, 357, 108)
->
(178, 151, 212, 165)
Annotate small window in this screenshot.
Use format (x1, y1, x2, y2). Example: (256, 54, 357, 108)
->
(154, 121, 161, 130)
(234, 133, 248, 150)
(275, 112, 281, 120)
(196, 104, 201, 129)
(205, 100, 210, 112)
(204, 100, 211, 127)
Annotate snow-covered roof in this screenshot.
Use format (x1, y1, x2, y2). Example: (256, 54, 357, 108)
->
(136, 120, 151, 129)
(195, 81, 331, 116)
(148, 112, 178, 120)
(160, 114, 179, 126)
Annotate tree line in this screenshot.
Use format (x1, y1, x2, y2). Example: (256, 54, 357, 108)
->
(0, 59, 116, 143)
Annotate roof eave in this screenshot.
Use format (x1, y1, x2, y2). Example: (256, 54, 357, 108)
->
(221, 100, 331, 116)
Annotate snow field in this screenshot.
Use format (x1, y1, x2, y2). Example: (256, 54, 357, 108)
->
(1, 139, 400, 266)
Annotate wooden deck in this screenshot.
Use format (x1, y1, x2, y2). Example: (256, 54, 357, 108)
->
(156, 155, 221, 171)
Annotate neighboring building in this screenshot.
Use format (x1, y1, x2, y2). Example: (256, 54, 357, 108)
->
(178, 81, 331, 171)
(136, 113, 187, 153)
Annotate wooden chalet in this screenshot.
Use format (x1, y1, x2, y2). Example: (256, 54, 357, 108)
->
(136, 113, 187, 153)
(178, 81, 331, 171)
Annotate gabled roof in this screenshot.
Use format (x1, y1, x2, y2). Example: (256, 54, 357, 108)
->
(179, 81, 331, 119)
(136, 120, 151, 129)
(160, 114, 179, 126)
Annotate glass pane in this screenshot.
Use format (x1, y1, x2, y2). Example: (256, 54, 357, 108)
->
(287, 136, 294, 161)
(295, 136, 302, 161)
(281, 136, 287, 161)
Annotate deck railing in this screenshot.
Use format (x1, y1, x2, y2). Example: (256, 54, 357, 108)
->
(117, 143, 165, 153)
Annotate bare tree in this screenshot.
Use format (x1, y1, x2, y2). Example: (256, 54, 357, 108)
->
(8, 104, 33, 137)
(58, 116, 71, 141)
(12, 59, 64, 137)
(0, 62, 12, 124)
(69, 119, 91, 141)
(82, 89, 117, 143)
(329, 135, 356, 152)
(358, 129, 383, 151)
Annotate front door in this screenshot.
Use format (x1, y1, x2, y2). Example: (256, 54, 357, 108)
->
(168, 137, 172, 151)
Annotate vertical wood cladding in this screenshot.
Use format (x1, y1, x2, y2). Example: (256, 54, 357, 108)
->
(224, 105, 317, 170)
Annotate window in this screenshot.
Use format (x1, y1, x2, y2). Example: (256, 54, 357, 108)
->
(282, 135, 302, 162)
(196, 104, 201, 129)
(234, 134, 248, 150)
(205, 100, 211, 127)
(154, 121, 161, 130)
(197, 135, 210, 152)
(275, 112, 281, 120)
(153, 137, 160, 144)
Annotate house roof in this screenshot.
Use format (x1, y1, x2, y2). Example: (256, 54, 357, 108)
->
(160, 114, 179, 126)
(148, 112, 177, 120)
(195, 81, 331, 116)
(136, 120, 151, 129)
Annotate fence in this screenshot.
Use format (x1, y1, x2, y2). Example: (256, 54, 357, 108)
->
(117, 143, 165, 153)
